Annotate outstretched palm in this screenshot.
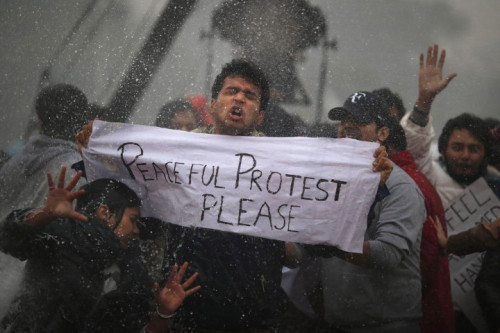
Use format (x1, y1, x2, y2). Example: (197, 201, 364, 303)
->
(45, 166, 87, 221)
(418, 44, 457, 109)
(155, 262, 200, 316)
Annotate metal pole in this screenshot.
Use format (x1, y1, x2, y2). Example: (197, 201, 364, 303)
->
(314, 37, 337, 124)
(107, 0, 198, 122)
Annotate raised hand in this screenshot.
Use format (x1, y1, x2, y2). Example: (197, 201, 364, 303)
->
(24, 166, 87, 228)
(373, 145, 393, 187)
(430, 215, 447, 249)
(154, 262, 200, 317)
(417, 44, 457, 111)
(75, 119, 95, 155)
(45, 166, 87, 221)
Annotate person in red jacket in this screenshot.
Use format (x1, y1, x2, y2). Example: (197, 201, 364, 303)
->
(385, 118, 454, 333)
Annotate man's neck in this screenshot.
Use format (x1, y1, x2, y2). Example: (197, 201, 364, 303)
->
(214, 126, 254, 136)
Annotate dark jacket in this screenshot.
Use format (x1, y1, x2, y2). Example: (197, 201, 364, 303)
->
(0, 209, 151, 333)
(165, 223, 288, 331)
(475, 249, 500, 333)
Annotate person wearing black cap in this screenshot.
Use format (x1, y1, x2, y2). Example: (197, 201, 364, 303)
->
(76, 60, 394, 331)
(314, 91, 426, 332)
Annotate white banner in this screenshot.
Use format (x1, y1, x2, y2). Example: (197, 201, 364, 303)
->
(83, 120, 381, 253)
(445, 178, 500, 333)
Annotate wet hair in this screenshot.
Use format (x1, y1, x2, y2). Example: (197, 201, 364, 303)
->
(384, 118, 407, 153)
(372, 87, 406, 121)
(35, 84, 90, 141)
(438, 113, 491, 158)
(211, 59, 270, 111)
(76, 179, 141, 229)
(155, 99, 200, 129)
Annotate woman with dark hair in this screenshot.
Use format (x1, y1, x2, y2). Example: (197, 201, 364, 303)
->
(0, 167, 199, 332)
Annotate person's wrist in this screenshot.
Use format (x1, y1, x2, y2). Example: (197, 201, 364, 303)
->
(409, 105, 430, 127)
(156, 304, 176, 320)
(25, 207, 55, 221)
(416, 93, 434, 112)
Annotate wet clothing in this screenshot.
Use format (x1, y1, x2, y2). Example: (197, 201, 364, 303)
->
(475, 249, 500, 333)
(0, 134, 83, 220)
(164, 125, 288, 331)
(0, 134, 84, 317)
(165, 225, 288, 331)
(401, 112, 465, 207)
(0, 209, 151, 333)
(401, 112, 500, 206)
(192, 125, 266, 137)
(391, 150, 454, 333)
(319, 165, 425, 331)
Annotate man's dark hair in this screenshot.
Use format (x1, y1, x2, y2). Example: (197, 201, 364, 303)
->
(35, 84, 90, 141)
(372, 87, 406, 121)
(76, 179, 141, 229)
(384, 118, 407, 153)
(155, 99, 199, 128)
(438, 113, 491, 157)
(211, 59, 270, 111)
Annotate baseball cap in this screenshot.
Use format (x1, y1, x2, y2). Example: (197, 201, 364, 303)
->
(328, 91, 390, 126)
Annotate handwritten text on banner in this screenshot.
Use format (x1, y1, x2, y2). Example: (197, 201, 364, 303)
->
(83, 120, 381, 253)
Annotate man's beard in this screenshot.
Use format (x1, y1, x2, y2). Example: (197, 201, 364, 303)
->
(443, 156, 487, 186)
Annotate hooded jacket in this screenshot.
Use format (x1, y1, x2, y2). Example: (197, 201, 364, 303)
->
(0, 209, 150, 333)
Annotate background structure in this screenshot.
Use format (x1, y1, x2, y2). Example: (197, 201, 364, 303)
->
(0, 0, 499, 149)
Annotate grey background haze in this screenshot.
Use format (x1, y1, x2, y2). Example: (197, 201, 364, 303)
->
(0, 0, 498, 151)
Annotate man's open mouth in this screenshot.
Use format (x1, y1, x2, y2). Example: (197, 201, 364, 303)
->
(230, 106, 243, 119)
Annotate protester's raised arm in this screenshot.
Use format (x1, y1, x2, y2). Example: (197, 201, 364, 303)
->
(145, 262, 200, 333)
(413, 44, 457, 120)
(24, 166, 87, 228)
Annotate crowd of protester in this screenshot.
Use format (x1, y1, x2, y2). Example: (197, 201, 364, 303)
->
(0, 43, 499, 333)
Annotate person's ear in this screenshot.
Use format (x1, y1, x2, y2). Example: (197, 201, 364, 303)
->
(377, 126, 389, 143)
(209, 98, 216, 115)
(256, 110, 265, 126)
(95, 204, 110, 220)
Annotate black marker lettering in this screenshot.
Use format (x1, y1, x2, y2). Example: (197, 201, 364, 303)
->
(235, 153, 257, 189)
(331, 179, 347, 201)
(164, 162, 174, 182)
(214, 166, 225, 189)
(288, 205, 300, 232)
(266, 171, 282, 195)
(152, 163, 167, 181)
(237, 198, 253, 226)
(251, 170, 263, 191)
(301, 177, 314, 201)
(201, 165, 215, 186)
(173, 162, 184, 184)
(275, 204, 288, 230)
(118, 142, 143, 180)
(253, 202, 272, 229)
(189, 164, 204, 185)
(217, 195, 232, 225)
(136, 163, 154, 181)
(285, 174, 302, 196)
(315, 179, 329, 201)
(201, 194, 217, 221)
